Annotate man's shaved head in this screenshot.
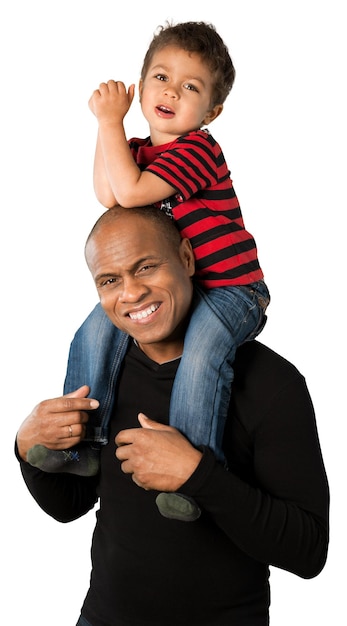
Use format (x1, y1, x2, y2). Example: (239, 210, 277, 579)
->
(85, 205, 182, 260)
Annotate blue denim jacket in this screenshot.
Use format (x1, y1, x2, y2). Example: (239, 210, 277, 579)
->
(63, 303, 130, 445)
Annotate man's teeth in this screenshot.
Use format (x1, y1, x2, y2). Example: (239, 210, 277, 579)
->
(129, 304, 159, 320)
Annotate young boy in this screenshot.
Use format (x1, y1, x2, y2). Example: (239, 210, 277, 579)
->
(28, 21, 270, 522)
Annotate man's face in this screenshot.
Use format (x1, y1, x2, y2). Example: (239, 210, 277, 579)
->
(86, 212, 195, 363)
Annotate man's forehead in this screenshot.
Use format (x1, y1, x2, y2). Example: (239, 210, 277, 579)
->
(87, 230, 168, 276)
(88, 216, 154, 250)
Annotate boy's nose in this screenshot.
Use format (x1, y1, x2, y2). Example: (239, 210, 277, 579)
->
(163, 84, 179, 99)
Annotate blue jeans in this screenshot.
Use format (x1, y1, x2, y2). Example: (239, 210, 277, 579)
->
(169, 281, 269, 461)
(64, 309, 130, 445)
(64, 282, 269, 462)
(76, 616, 92, 626)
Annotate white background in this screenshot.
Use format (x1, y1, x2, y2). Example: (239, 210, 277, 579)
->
(1, 1, 345, 624)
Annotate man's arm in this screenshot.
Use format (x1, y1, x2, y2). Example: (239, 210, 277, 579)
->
(115, 374, 329, 579)
(15, 386, 100, 522)
(180, 373, 329, 579)
(16, 451, 99, 522)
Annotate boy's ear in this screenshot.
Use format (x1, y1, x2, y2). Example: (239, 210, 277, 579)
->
(202, 104, 223, 126)
(138, 79, 143, 101)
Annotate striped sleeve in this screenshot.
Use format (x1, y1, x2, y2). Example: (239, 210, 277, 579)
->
(145, 131, 225, 200)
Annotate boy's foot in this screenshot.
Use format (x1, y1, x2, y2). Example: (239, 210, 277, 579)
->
(27, 444, 100, 476)
(155, 492, 201, 522)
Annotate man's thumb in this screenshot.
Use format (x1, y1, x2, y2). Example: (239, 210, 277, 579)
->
(138, 413, 168, 430)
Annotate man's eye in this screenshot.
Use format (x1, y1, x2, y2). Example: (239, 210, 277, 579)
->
(100, 277, 118, 287)
(137, 264, 157, 276)
(139, 264, 154, 272)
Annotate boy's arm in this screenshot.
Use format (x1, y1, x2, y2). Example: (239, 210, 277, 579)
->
(93, 129, 119, 208)
(89, 80, 176, 208)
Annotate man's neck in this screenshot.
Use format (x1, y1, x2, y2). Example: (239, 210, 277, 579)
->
(133, 338, 183, 365)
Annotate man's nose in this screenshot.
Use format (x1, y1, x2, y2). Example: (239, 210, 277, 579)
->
(119, 276, 149, 302)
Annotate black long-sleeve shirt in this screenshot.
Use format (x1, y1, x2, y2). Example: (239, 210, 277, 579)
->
(18, 341, 329, 625)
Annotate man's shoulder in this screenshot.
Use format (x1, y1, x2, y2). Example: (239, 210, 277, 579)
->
(233, 340, 303, 396)
(229, 341, 307, 432)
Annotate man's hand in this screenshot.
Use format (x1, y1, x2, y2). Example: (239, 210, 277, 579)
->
(115, 413, 203, 492)
(16, 385, 99, 461)
(88, 80, 135, 124)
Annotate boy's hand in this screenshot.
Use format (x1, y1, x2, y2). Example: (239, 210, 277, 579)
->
(88, 80, 135, 124)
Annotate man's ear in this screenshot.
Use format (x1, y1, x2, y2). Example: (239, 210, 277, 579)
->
(179, 238, 195, 276)
(202, 103, 223, 126)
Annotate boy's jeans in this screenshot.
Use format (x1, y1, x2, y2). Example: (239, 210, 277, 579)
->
(64, 305, 130, 445)
(76, 616, 92, 626)
(170, 281, 270, 461)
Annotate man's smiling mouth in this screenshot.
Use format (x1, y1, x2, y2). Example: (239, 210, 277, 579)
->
(129, 304, 159, 320)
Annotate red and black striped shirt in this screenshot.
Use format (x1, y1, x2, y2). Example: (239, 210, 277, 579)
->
(129, 130, 264, 289)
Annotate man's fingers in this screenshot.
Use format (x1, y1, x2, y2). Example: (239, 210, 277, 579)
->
(61, 386, 99, 410)
(64, 385, 90, 399)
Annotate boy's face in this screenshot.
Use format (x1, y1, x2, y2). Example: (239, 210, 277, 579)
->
(139, 46, 223, 146)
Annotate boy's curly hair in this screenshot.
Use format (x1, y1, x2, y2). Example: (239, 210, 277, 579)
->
(141, 21, 236, 107)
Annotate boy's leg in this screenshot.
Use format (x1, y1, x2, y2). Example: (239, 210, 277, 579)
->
(27, 304, 130, 476)
(27, 443, 100, 476)
(156, 282, 269, 521)
(169, 282, 269, 459)
(155, 492, 202, 522)
(156, 289, 233, 521)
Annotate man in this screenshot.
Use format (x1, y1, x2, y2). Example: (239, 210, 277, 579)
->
(16, 206, 329, 626)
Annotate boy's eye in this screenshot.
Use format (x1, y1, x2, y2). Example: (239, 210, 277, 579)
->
(184, 83, 198, 92)
(155, 74, 167, 82)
